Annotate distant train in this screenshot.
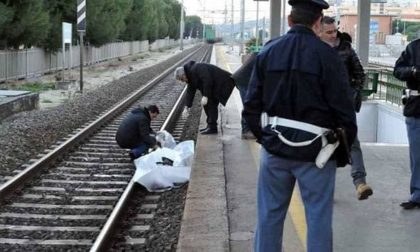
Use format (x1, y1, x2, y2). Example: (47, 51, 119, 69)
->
(204, 26, 222, 44)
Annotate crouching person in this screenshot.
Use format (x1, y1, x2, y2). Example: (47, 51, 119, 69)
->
(174, 61, 235, 134)
(116, 105, 160, 160)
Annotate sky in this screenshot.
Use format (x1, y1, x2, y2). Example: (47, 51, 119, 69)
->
(182, 0, 420, 24)
(183, 0, 273, 24)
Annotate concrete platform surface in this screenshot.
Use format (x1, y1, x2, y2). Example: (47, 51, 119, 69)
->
(0, 90, 31, 97)
(0, 90, 38, 121)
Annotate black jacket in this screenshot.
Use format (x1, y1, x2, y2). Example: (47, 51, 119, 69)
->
(183, 61, 235, 107)
(115, 107, 156, 149)
(393, 39, 420, 118)
(243, 25, 357, 164)
(335, 34, 366, 91)
(231, 53, 257, 89)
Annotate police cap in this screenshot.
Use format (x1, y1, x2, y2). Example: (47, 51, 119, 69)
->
(288, 0, 329, 10)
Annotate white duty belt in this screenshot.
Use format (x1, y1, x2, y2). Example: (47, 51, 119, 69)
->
(261, 112, 331, 147)
(406, 89, 420, 96)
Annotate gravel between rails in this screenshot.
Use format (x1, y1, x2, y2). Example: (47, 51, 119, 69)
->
(0, 46, 201, 176)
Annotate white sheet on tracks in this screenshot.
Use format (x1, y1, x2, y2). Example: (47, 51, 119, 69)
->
(133, 131, 194, 192)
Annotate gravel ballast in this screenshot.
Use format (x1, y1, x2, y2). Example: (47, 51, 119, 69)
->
(0, 46, 201, 176)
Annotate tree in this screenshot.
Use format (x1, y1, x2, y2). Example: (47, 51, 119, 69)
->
(166, 0, 181, 39)
(0, 2, 14, 48)
(146, 0, 159, 42)
(86, 0, 133, 46)
(121, 0, 148, 41)
(0, 0, 50, 49)
(392, 19, 420, 41)
(40, 0, 76, 51)
(185, 15, 203, 39)
(157, 0, 169, 39)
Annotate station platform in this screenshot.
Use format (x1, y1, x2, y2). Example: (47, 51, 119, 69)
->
(0, 90, 39, 121)
(177, 44, 420, 252)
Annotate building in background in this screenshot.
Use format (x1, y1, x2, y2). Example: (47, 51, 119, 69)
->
(339, 14, 394, 44)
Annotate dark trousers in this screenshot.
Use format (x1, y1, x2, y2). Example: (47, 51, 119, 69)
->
(204, 99, 218, 129)
(237, 85, 250, 133)
(131, 143, 148, 158)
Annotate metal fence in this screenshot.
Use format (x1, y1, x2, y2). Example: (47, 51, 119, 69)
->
(0, 38, 196, 82)
(365, 68, 406, 107)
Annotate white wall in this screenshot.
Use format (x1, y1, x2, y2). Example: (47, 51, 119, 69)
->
(357, 100, 408, 144)
(357, 101, 378, 142)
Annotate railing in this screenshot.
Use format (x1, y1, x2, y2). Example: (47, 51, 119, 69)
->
(0, 38, 199, 83)
(364, 67, 406, 107)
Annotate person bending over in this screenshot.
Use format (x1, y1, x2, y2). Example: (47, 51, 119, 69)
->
(174, 61, 235, 135)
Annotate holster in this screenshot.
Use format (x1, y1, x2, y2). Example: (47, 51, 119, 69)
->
(334, 128, 352, 167)
(315, 131, 339, 169)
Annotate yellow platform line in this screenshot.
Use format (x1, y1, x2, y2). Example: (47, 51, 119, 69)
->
(216, 46, 232, 72)
(289, 187, 307, 250)
(217, 44, 307, 249)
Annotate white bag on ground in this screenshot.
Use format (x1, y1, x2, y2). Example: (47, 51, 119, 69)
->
(155, 130, 177, 149)
(133, 139, 194, 192)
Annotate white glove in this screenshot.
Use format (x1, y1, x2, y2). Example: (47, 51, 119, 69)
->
(201, 96, 208, 106)
(182, 107, 190, 118)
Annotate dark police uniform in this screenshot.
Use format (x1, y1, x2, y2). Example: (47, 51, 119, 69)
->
(243, 0, 357, 251)
(183, 61, 235, 131)
(243, 25, 356, 161)
(393, 39, 420, 208)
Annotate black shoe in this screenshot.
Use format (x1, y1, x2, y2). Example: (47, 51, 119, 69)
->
(400, 201, 420, 210)
(199, 127, 208, 132)
(200, 128, 217, 135)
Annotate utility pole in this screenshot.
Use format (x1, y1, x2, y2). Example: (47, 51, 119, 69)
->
(335, 0, 341, 29)
(256, 1, 259, 49)
(231, 0, 234, 48)
(240, 0, 245, 55)
(180, 0, 184, 50)
(202, 0, 206, 40)
(282, 0, 286, 34)
(262, 16, 266, 43)
(224, 1, 228, 42)
(270, 0, 281, 38)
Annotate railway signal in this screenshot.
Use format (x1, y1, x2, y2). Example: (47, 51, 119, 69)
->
(77, 0, 86, 92)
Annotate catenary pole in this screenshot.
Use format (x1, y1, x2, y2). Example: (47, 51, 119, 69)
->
(240, 0, 245, 54)
(180, 0, 184, 50)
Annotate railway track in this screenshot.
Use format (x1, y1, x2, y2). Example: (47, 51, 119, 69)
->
(0, 44, 212, 251)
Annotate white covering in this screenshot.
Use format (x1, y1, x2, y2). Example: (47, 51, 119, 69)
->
(133, 132, 194, 192)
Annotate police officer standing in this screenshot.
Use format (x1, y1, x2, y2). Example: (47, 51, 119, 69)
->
(393, 40, 420, 209)
(243, 0, 357, 251)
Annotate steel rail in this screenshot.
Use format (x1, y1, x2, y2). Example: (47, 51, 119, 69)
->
(89, 47, 212, 252)
(0, 47, 202, 202)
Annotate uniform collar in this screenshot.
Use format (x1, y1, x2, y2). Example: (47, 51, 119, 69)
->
(288, 25, 317, 36)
